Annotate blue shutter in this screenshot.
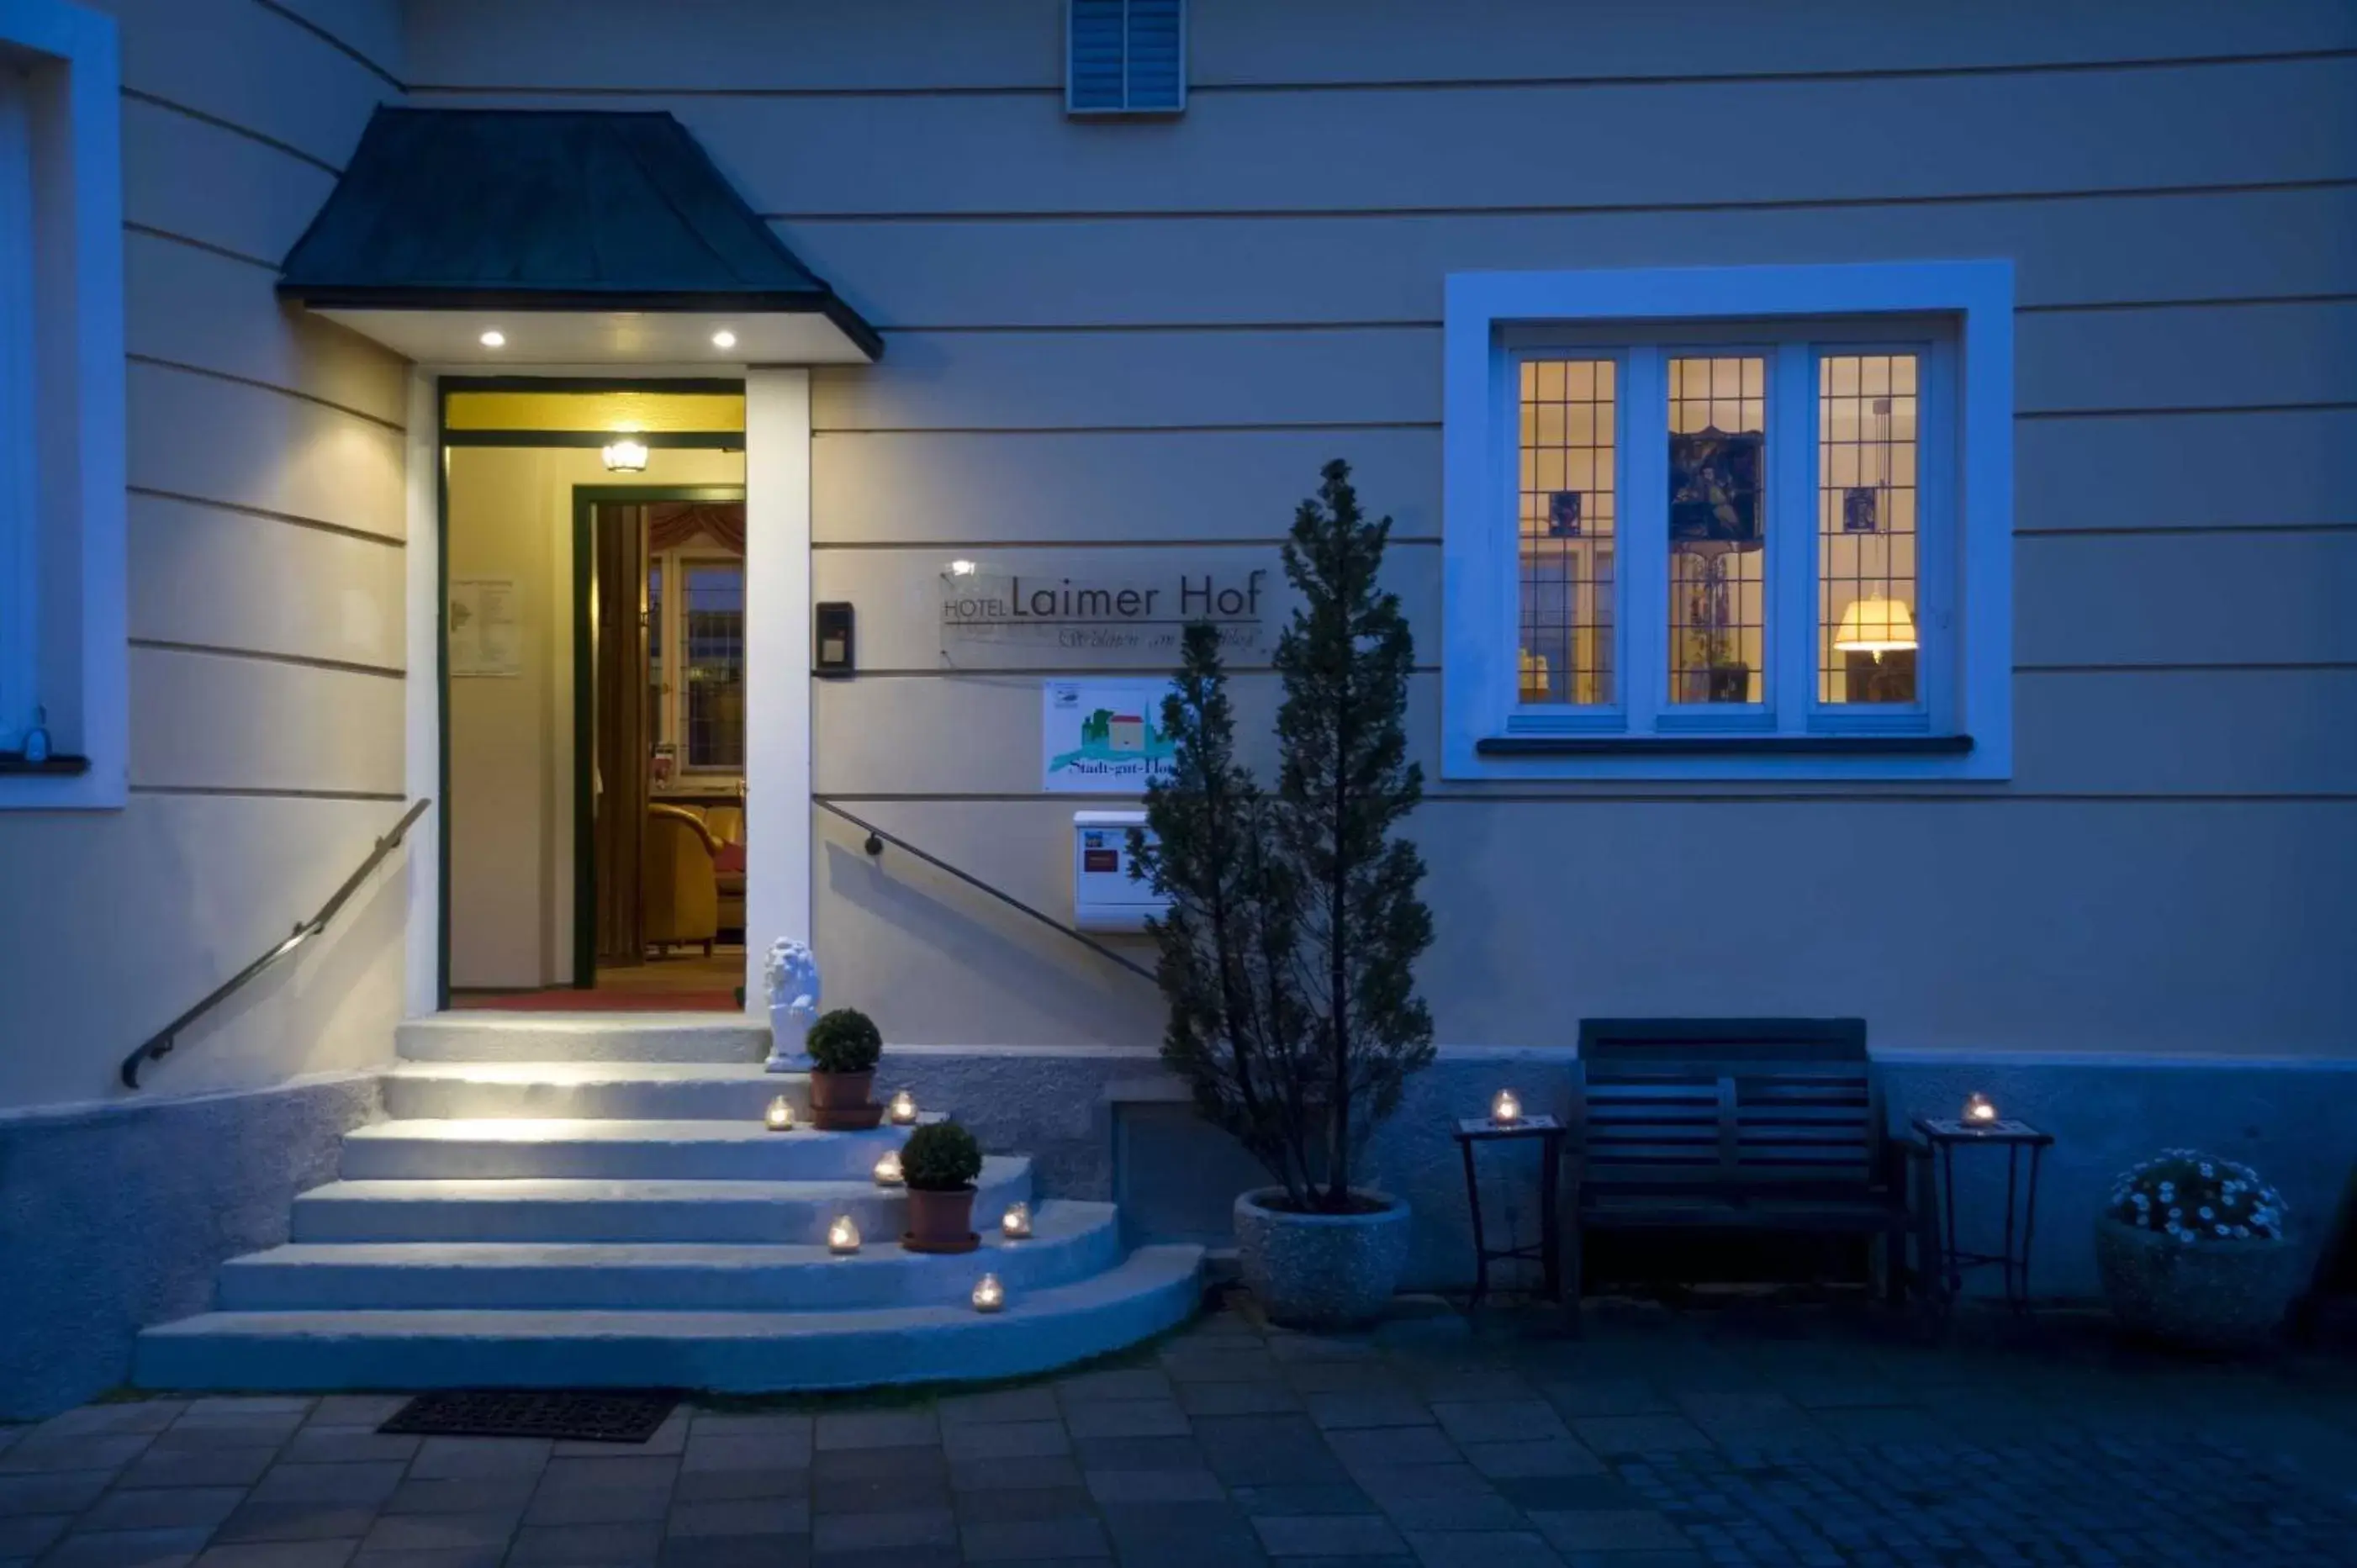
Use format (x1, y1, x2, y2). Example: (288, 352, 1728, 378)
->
(1068, 0, 1186, 115)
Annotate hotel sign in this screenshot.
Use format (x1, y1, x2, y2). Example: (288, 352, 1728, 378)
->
(942, 564, 1269, 668)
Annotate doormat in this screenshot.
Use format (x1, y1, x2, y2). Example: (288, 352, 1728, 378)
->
(380, 1390, 679, 1444)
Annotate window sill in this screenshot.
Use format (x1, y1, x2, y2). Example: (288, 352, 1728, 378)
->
(1476, 734, 1974, 758)
(0, 752, 91, 776)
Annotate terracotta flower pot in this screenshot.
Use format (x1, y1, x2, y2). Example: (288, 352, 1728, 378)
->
(807, 1069, 881, 1130)
(902, 1185, 979, 1254)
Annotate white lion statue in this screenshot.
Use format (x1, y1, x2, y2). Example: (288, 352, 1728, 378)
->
(762, 938, 821, 1073)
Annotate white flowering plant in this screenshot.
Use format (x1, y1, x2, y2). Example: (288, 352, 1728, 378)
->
(2108, 1150, 2285, 1244)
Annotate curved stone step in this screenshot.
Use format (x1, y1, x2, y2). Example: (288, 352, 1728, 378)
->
(384, 1061, 811, 1122)
(341, 1118, 943, 1182)
(218, 1201, 1123, 1312)
(139, 1246, 1205, 1394)
(398, 1014, 770, 1065)
(289, 1158, 1033, 1245)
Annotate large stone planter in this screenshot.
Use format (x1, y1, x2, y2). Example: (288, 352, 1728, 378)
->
(1234, 1187, 1410, 1330)
(2095, 1216, 2304, 1350)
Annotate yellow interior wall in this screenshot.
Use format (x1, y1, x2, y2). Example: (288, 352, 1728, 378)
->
(446, 389, 747, 434)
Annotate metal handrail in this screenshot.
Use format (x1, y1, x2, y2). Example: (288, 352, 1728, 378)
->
(815, 797, 1156, 984)
(119, 798, 432, 1090)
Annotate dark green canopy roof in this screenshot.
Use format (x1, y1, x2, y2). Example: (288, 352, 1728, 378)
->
(281, 108, 880, 359)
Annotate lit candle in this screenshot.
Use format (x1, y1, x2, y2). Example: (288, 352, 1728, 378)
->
(971, 1273, 1006, 1313)
(764, 1096, 795, 1132)
(1492, 1089, 1522, 1126)
(887, 1089, 919, 1125)
(1963, 1092, 1998, 1126)
(827, 1216, 861, 1254)
(1000, 1202, 1032, 1240)
(873, 1150, 904, 1186)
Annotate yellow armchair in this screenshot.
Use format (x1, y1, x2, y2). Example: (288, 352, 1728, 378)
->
(644, 804, 720, 954)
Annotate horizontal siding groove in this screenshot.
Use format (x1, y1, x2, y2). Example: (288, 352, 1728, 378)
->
(812, 536, 1443, 551)
(2019, 399, 2357, 422)
(816, 791, 2357, 806)
(247, 0, 405, 91)
(1185, 45, 2357, 95)
(119, 87, 344, 179)
(129, 784, 407, 803)
(2018, 523, 2357, 539)
(813, 420, 1441, 436)
(404, 45, 2357, 105)
(884, 294, 2357, 333)
(124, 220, 281, 275)
(833, 666, 1446, 679)
(2016, 662, 2357, 675)
(827, 663, 2349, 680)
(129, 638, 406, 681)
(770, 175, 2357, 225)
(129, 487, 406, 549)
(128, 354, 407, 435)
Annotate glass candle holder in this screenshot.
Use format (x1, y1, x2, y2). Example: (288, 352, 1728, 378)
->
(827, 1216, 861, 1254)
(887, 1090, 919, 1125)
(1963, 1092, 1999, 1125)
(873, 1150, 904, 1186)
(972, 1273, 1006, 1313)
(764, 1096, 795, 1132)
(1492, 1089, 1522, 1126)
(1000, 1201, 1032, 1240)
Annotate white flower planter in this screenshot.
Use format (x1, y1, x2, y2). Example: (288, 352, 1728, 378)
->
(1234, 1187, 1411, 1330)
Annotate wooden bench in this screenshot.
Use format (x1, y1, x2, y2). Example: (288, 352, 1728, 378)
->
(1567, 1018, 1932, 1308)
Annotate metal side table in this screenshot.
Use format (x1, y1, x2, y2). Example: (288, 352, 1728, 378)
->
(1454, 1114, 1566, 1306)
(1912, 1115, 2053, 1311)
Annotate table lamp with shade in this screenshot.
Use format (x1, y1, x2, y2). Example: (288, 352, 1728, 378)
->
(1832, 596, 1918, 704)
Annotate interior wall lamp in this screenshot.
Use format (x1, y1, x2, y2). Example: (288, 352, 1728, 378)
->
(601, 436, 651, 473)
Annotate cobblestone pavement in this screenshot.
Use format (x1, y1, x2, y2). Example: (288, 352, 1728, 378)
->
(5, 1292, 2356, 1567)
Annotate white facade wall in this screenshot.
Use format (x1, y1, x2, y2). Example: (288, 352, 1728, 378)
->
(404, 0, 2357, 1070)
(0, 0, 407, 1108)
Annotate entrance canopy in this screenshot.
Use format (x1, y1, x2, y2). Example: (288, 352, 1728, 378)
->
(280, 108, 881, 365)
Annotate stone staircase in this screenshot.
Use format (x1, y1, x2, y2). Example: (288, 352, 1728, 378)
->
(135, 1015, 1202, 1392)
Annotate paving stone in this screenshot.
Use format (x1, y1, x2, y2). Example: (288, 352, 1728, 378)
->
(1538, 1381, 1673, 1419)
(942, 1420, 1070, 1464)
(33, 1406, 185, 1440)
(0, 1513, 69, 1556)
(1060, 1401, 1188, 1440)
(811, 1445, 945, 1487)
(404, 1439, 551, 1481)
(0, 1469, 112, 1515)
(247, 1464, 406, 1507)
(950, 1482, 1094, 1525)
(191, 1544, 359, 1567)
(1229, 1485, 1379, 1518)
(213, 1504, 379, 1545)
(1160, 1348, 1282, 1384)
(810, 1504, 956, 1551)
(812, 1410, 937, 1451)
(506, 1521, 663, 1565)
(303, 1398, 408, 1429)
(1285, 1363, 1414, 1396)
(1192, 1417, 1350, 1486)
(522, 1484, 674, 1526)
(76, 1484, 248, 1533)
(118, 1447, 279, 1491)
(360, 1513, 520, 1554)
(1068, 1435, 1206, 1473)
(1252, 1513, 1409, 1556)
(157, 1415, 304, 1449)
(537, 1455, 681, 1493)
(1324, 1428, 1461, 1470)
(668, 1461, 812, 1504)
(934, 1389, 1060, 1427)
(667, 1497, 810, 1536)
(1375, 1488, 1527, 1533)
(1096, 1501, 1266, 1567)
(0, 1435, 154, 1474)
(948, 1456, 1084, 1495)
(377, 1477, 535, 1517)
(1487, 1476, 1646, 1514)
(350, 1549, 504, 1568)
(1528, 1508, 1691, 1552)
(277, 1432, 419, 1467)
(1429, 1402, 1569, 1446)
(958, 1513, 1111, 1560)
(553, 1410, 690, 1460)
(1456, 1439, 1604, 1480)
(656, 1534, 811, 1567)
(1176, 1381, 1303, 1417)
(1564, 1417, 1711, 1455)
(40, 1526, 214, 1565)
(1305, 1392, 1436, 1431)
(1081, 1467, 1223, 1503)
(1052, 1369, 1174, 1404)
(1398, 1528, 1561, 1567)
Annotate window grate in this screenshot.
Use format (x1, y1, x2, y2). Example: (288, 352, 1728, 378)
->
(1068, 0, 1186, 115)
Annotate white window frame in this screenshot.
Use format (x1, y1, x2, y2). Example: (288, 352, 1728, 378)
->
(649, 546, 746, 773)
(1443, 261, 2012, 782)
(0, 0, 124, 810)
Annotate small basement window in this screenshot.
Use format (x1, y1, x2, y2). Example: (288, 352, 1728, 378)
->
(1067, 0, 1186, 116)
(1441, 261, 2014, 782)
(0, 0, 126, 808)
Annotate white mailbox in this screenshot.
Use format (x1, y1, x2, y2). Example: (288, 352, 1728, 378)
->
(1073, 810, 1166, 932)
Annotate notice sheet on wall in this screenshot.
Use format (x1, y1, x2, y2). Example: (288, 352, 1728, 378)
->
(1042, 678, 1179, 794)
(448, 578, 522, 678)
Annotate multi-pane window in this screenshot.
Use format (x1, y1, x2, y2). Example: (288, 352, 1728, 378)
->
(1499, 326, 1949, 740)
(644, 551, 745, 773)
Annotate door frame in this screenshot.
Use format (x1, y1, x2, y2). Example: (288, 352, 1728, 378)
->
(568, 482, 747, 990)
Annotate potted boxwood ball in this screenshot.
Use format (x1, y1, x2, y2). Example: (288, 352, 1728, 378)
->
(899, 1120, 984, 1254)
(805, 1008, 883, 1130)
(2097, 1149, 2302, 1350)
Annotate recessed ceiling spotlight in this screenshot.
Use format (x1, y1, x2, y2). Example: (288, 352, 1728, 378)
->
(711, 329, 738, 350)
(478, 330, 506, 348)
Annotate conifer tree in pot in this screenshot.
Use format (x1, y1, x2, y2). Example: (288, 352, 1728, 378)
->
(899, 1121, 985, 1254)
(1136, 460, 1435, 1328)
(805, 1008, 883, 1129)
